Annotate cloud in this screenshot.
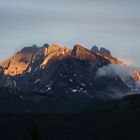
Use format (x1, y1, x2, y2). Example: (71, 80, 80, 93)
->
(96, 64, 138, 78)
(96, 64, 140, 91)
(95, 63, 140, 99)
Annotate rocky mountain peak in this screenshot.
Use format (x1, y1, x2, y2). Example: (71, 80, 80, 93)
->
(39, 43, 49, 54)
(71, 44, 82, 56)
(71, 44, 97, 62)
(44, 44, 61, 56)
(41, 44, 71, 69)
(19, 45, 39, 54)
(41, 43, 49, 49)
(90, 45, 126, 66)
(0, 45, 41, 76)
(91, 45, 99, 53)
(91, 46, 111, 56)
(100, 47, 111, 56)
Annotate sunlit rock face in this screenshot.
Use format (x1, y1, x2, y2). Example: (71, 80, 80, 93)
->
(72, 44, 96, 62)
(44, 44, 61, 56)
(0, 53, 35, 76)
(132, 71, 140, 81)
(41, 44, 71, 69)
(71, 44, 113, 66)
(0, 44, 50, 76)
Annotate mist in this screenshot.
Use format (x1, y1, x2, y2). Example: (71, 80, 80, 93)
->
(96, 64, 139, 78)
(96, 63, 140, 98)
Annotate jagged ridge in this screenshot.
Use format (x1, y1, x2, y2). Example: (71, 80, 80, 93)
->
(0, 44, 124, 76)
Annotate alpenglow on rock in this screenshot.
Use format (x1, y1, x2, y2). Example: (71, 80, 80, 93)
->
(0, 43, 131, 77)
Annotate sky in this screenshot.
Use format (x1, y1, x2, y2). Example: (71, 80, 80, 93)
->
(0, 0, 140, 65)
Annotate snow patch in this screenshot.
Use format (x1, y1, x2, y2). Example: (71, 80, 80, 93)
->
(13, 80, 17, 88)
(69, 78, 73, 82)
(19, 95, 23, 99)
(35, 79, 41, 84)
(81, 83, 86, 87)
(34, 67, 39, 72)
(71, 89, 77, 92)
(70, 88, 78, 93)
(40, 85, 51, 93)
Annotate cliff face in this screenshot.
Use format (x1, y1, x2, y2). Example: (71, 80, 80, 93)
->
(72, 44, 97, 61)
(0, 45, 48, 76)
(41, 44, 71, 69)
(0, 51, 38, 76)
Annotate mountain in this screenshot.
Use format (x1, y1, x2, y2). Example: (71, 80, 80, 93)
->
(0, 43, 140, 113)
(1, 43, 140, 140)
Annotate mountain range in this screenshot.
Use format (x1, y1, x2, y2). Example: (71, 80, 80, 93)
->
(1, 43, 140, 140)
(0, 43, 140, 113)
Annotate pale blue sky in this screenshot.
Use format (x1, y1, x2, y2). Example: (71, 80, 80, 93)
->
(0, 0, 140, 65)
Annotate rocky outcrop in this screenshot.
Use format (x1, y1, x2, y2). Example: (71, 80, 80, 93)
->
(91, 46, 125, 66)
(72, 44, 96, 62)
(100, 47, 111, 56)
(0, 46, 39, 76)
(19, 45, 39, 54)
(44, 44, 61, 56)
(91, 45, 99, 53)
(41, 44, 71, 68)
(132, 71, 140, 81)
(0, 44, 50, 76)
(91, 46, 111, 56)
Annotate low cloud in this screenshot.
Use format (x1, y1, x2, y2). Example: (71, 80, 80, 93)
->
(96, 64, 140, 93)
(96, 64, 137, 78)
